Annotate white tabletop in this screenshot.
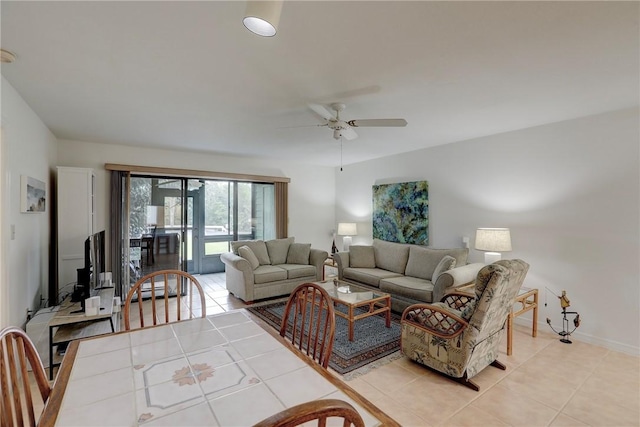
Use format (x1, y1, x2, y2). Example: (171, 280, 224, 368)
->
(44, 309, 396, 427)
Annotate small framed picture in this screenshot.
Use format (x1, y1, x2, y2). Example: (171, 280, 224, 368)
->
(21, 175, 46, 213)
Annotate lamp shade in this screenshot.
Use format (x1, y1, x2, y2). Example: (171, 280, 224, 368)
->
(243, 1, 283, 37)
(475, 228, 512, 252)
(337, 223, 357, 236)
(146, 206, 165, 226)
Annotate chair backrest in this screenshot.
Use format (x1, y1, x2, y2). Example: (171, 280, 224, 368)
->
(124, 269, 206, 330)
(280, 283, 336, 369)
(0, 327, 51, 427)
(467, 259, 530, 342)
(253, 399, 365, 427)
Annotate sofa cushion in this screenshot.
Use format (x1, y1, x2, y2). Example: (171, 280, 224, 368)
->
(266, 237, 294, 265)
(380, 276, 435, 303)
(287, 243, 311, 264)
(343, 267, 402, 288)
(237, 245, 259, 270)
(279, 264, 316, 279)
(373, 239, 410, 274)
(231, 240, 271, 265)
(253, 265, 287, 284)
(433, 255, 457, 280)
(349, 246, 376, 268)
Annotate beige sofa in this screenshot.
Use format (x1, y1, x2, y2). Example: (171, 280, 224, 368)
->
(221, 237, 328, 303)
(334, 239, 484, 312)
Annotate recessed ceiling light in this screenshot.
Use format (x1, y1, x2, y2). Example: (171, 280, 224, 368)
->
(1, 49, 17, 63)
(243, 1, 283, 37)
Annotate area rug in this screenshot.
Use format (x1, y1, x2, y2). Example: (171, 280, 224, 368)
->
(247, 300, 402, 379)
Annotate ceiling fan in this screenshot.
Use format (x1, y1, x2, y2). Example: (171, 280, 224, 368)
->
(308, 103, 407, 140)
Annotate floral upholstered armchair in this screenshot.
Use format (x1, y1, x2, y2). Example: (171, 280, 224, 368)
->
(400, 259, 529, 391)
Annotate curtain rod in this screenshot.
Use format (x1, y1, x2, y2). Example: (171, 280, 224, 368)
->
(105, 163, 291, 183)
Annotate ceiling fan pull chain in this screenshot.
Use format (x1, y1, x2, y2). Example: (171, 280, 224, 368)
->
(340, 136, 343, 172)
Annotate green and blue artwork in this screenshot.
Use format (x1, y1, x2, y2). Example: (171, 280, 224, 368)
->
(372, 181, 429, 245)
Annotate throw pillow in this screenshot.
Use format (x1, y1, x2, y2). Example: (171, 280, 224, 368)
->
(238, 245, 260, 270)
(266, 237, 294, 265)
(287, 243, 311, 265)
(231, 240, 271, 265)
(432, 255, 457, 280)
(349, 246, 376, 268)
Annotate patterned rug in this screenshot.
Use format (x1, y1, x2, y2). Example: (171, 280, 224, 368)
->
(247, 300, 402, 378)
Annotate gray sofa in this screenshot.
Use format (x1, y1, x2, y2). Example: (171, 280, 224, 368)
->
(221, 237, 328, 303)
(334, 239, 484, 313)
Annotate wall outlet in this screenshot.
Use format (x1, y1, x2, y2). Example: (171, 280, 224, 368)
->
(462, 236, 470, 248)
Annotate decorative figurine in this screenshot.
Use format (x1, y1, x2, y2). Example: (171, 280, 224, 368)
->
(546, 289, 580, 344)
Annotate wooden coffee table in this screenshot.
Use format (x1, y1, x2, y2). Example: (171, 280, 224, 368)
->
(316, 279, 391, 341)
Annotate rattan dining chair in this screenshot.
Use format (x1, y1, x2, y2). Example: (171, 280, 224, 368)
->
(253, 399, 365, 427)
(124, 269, 206, 330)
(0, 326, 51, 427)
(280, 283, 336, 369)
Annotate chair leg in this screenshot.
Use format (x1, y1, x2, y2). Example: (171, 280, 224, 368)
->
(453, 373, 480, 391)
(490, 359, 506, 370)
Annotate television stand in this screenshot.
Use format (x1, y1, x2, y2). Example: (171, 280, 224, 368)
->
(48, 287, 119, 380)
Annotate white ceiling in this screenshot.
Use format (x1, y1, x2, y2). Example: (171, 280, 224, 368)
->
(1, 1, 638, 167)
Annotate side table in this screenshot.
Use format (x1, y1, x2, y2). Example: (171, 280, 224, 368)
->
(507, 287, 538, 355)
(48, 287, 118, 379)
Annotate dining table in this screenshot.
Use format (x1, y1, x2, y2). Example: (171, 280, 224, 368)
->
(41, 309, 400, 427)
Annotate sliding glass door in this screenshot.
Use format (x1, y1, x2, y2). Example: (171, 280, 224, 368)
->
(121, 176, 275, 289)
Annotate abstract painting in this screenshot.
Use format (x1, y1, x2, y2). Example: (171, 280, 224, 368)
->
(372, 181, 428, 245)
(21, 175, 46, 213)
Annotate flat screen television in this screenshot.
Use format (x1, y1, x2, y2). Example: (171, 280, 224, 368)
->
(71, 230, 106, 309)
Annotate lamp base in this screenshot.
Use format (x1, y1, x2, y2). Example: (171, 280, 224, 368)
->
(484, 252, 501, 264)
(343, 236, 352, 252)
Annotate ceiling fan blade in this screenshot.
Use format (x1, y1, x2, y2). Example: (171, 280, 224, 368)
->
(308, 103, 336, 121)
(342, 127, 358, 140)
(347, 118, 408, 127)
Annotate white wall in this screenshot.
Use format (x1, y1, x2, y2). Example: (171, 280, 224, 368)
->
(56, 140, 336, 251)
(0, 77, 58, 328)
(335, 107, 639, 355)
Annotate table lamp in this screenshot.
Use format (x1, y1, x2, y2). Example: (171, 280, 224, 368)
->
(337, 222, 357, 251)
(475, 228, 512, 264)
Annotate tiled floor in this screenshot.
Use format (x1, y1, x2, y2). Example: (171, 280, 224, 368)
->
(193, 273, 640, 427)
(40, 272, 639, 427)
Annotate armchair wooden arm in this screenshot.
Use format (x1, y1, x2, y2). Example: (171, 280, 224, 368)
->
(401, 303, 468, 339)
(441, 292, 475, 310)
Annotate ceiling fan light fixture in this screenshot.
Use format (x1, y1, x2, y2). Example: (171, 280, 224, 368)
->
(243, 1, 283, 37)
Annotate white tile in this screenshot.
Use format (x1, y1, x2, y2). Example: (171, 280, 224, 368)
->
(207, 310, 251, 328)
(135, 376, 205, 422)
(76, 333, 130, 358)
(62, 367, 134, 408)
(133, 354, 191, 390)
(178, 328, 227, 353)
(171, 317, 216, 336)
(218, 321, 265, 341)
(186, 344, 242, 369)
(131, 337, 182, 365)
(266, 366, 337, 407)
(129, 324, 175, 346)
(245, 347, 307, 380)
(69, 347, 131, 380)
(144, 402, 220, 426)
(56, 392, 136, 426)
(197, 360, 262, 400)
(208, 383, 285, 426)
(230, 333, 283, 359)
